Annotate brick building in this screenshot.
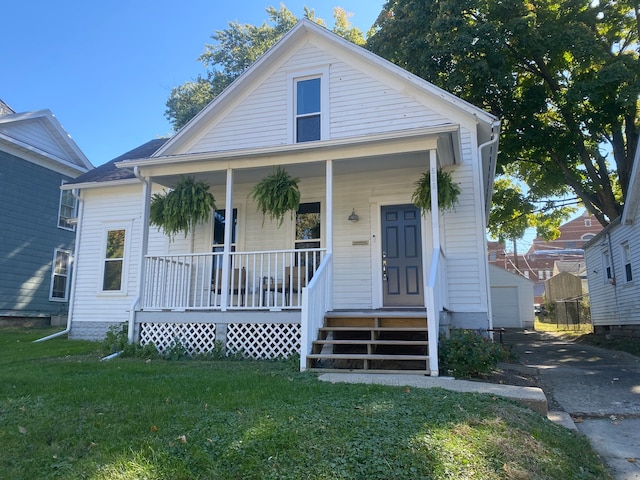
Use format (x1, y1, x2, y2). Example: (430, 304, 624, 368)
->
(488, 211, 603, 304)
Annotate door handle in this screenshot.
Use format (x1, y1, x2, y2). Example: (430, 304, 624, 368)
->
(382, 251, 387, 282)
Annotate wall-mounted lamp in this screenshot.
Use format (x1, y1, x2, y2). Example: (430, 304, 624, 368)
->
(348, 208, 359, 223)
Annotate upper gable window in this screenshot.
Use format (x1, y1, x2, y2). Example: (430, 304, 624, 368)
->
(295, 77, 321, 142)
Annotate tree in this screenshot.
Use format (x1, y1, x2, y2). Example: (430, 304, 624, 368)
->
(367, 0, 640, 230)
(166, 5, 366, 130)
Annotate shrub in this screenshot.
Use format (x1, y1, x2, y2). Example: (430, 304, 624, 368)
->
(99, 324, 159, 359)
(439, 329, 508, 378)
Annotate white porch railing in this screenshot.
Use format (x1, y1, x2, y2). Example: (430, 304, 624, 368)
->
(299, 252, 332, 371)
(425, 246, 447, 376)
(142, 248, 326, 311)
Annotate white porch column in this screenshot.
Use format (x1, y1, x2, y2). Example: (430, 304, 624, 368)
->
(427, 149, 440, 376)
(325, 160, 333, 254)
(325, 159, 333, 309)
(220, 168, 234, 311)
(429, 150, 441, 251)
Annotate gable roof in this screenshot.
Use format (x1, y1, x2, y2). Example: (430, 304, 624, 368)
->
(0, 109, 93, 175)
(155, 18, 498, 158)
(65, 138, 168, 188)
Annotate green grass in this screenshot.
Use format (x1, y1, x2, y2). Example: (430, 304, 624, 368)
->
(0, 327, 611, 479)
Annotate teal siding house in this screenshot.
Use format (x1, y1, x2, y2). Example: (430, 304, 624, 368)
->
(0, 102, 92, 323)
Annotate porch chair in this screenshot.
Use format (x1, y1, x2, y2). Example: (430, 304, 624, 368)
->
(284, 266, 308, 305)
(212, 268, 246, 305)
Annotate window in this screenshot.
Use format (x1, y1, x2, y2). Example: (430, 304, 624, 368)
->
(58, 186, 77, 230)
(295, 77, 321, 142)
(50, 249, 71, 301)
(212, 208, 237, 270)
(212, 208, 237, 250)
(489, 251, 497, 261)
(602, 250, 612, 282)
(295, 202, 321, 267)
(524, 271, 529, 279)
(585, 218, 592, 227)
(622, 241, 633, 282)
(103, 229, 126, 291)
(538, 271, 544, 280)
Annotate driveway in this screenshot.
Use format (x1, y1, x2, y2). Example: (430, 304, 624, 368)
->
(506, 329, 640, 480)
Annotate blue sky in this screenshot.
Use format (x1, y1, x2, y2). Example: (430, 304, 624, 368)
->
(2, 1, 383, 166)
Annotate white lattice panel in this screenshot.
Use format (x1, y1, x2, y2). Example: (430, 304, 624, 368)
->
(140, 322, 216, 355)
(227, 323, 301, 359)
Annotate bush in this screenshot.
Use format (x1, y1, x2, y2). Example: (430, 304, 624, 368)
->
(439, 329, 508, 378)
(99, 324, 159, 359)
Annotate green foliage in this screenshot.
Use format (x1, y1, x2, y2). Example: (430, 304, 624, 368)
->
(439, 329, 509, 378)
(412, 169, 461, 213)
(150, 175, 216, 239)
(99, 324, 159, 359)
(250, 166, 300, 227)
(0, 327, 611, 479)
(368, 0, 639, 232)
(166, 5, 367, 130)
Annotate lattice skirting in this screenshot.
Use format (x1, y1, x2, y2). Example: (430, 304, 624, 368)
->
(227, 323, 301, 359)
(140, 322, 216, 355)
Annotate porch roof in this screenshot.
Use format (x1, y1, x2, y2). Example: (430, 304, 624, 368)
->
(116, 125, 461, 186)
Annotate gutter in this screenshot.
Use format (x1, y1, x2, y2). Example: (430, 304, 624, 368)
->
(34, 189, 83, 342)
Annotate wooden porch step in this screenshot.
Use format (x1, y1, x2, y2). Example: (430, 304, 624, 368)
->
(313, 339, 428, 346)
(319, 326, 428, 333)
(307, 353, 429, 361)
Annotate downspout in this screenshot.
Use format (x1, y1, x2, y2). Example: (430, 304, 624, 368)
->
(129, 166, 151, 343)
(35, 188, 84, 342)
(478, 121, 501, 333)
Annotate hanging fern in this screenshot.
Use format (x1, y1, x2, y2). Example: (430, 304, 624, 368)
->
(412, 169, 461, 214)
(250, 166, 301, 227)
(150, 175, 216, 238)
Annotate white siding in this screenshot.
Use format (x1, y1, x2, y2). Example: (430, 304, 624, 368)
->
(188, 44, 451, 154)
(71, 185, 146, 330)
(585, 218, 640, 327)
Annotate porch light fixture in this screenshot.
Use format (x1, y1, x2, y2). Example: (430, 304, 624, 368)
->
(348, 208, 359, 223)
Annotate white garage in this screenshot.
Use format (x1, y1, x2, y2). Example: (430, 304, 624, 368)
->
(489, 265, 535, 329)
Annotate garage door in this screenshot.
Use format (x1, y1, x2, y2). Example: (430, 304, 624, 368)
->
(491, 286, 520, 328)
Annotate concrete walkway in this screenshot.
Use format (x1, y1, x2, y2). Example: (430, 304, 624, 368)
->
(318, 329, 640, 479)
(506, 329, 640, 480)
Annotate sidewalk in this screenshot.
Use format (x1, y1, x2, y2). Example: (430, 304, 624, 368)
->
(504, 329, 640, 480)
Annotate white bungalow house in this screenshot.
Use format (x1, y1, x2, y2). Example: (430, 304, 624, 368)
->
(59, 20, 500, 375)
(584, 141, 640, 335)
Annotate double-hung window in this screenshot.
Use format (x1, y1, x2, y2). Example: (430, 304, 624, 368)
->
(50, 249, 71, 300)
(622, 241, 633, 282)
(103, 229, 126, 292)
(295, 77, 321, 142)
(602, 250, 613, 283)
(58, 185, 77, 230)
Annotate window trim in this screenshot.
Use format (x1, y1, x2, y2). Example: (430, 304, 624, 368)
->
(287, 67, 330, 144)
(621, 241, 633, 283)
(57, 183, 77, 231)
(49, 248, 72, 301)
(602, 249, 613, 283)
(98, 223, 131, 295)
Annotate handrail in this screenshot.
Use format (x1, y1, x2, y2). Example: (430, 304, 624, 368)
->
(300, 252, 332, 371)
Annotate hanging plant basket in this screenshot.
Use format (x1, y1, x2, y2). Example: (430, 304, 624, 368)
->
(250, 166, 301, 227)
(412, 169, 461, 213)
(150, 175, 216, 238)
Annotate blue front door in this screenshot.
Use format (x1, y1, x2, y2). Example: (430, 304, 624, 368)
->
(381, 204, 424, 307)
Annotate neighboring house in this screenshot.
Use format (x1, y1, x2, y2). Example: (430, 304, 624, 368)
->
(488, 265, 534, 329)
(64, 20, 500, 375)
(584, 142, 640, 335)
(488, 211, 602, 304)
(0, 103, 93, 323)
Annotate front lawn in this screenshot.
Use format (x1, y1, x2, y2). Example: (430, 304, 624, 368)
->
(0, 327, 611, 479)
